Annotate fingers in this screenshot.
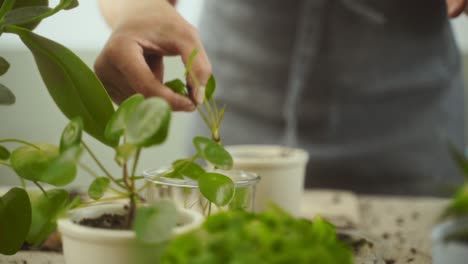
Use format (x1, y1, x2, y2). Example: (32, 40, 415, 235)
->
(96, 36, 195, 111)
(447, 0, 467, 17)
(177, 26, 212, 105)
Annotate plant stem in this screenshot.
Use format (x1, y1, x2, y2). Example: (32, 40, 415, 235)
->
(203, 100, 216, 129)
(208, 202, 212, 216)
(78, 163, 127, 195)
(122, 163, 131, 190)
(0, 139, 40, 149)
(130, 148, 141, 191)
(81, 141, 125, 189)
(211, 97, 219, 122)
(19, 177, 26, 189)
(0, 0, 15, 20)
(196, 107, 211, 128)
(126, 193, 137, 229)
(33, 181, 48, 197)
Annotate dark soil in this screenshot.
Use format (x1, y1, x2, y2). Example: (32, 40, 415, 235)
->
(78, 213, 129, 230)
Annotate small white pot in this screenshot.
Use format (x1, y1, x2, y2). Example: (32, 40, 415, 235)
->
(432, 217, 468, 264)
(226, 145, 309, 216)
(58, 203, 203, 264)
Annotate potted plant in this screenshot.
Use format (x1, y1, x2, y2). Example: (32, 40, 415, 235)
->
(431, 145, 468, 264)
(0, 1, 205, 262)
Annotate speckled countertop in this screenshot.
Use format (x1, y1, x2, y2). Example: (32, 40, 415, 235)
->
(1, 190, 447, 264)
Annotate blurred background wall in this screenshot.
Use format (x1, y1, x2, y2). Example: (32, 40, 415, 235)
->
(0, 0, 467, 188)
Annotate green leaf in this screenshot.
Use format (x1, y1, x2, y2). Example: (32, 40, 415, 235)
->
(60, 117, 83, 153)
(10, 27, 117, 147)
(88, 177, 110, 200)
(104, 94, 144, 142)
(38, 145, 81, 186)
(0, 187, 31, 255)
(10, 143, 58, 182)
(205, 75, 216, 100)
(0, 144, 10, 160)
(114, 143, 136, 166)
(0, 0, 16, 19)
(193, 136, 233, 170)
(198, 172, 235, 206)
(310, 216, 336, 243)
(126, 97, 171, 147)
(184, 48, 199, 77)
(165, 79, 187, 96)
(0, 56, 9, 76)
(4, 6, 52, 26)
(134, 200, 177, 244)
(27, 189, 69, 245)
(0, 83, 15, 105)
(172, 159, 205, 180)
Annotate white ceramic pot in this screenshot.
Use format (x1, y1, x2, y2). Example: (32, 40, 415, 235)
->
(226, 145, 309, 216)
(58, 203, 203, 264)
(432, 217, 468, 264)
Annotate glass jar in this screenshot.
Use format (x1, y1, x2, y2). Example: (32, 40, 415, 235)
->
(143, 167, 260, 216)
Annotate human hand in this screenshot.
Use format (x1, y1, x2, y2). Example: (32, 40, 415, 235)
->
(95, 0, 211, 111)
(447, 0, 468, 18)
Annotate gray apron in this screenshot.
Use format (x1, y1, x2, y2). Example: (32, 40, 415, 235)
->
(196, 0, 465, 196)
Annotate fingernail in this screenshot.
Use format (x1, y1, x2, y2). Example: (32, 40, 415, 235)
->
(197, 86, 205, 104)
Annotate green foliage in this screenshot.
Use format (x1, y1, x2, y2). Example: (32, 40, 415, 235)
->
(172, 159, 205, 180)
(8, 26, 117, 147)
(205, 75, 216, 100)
(0, 56, 9, 75)
(443, 145, 468, 220)
(193, 136, 233, 170)
(198, 172, 235, 207)
(39, 145, 81, 186)
(126, 97, 171, 147)
(0, 144, 10, 160)
(161, 207, 353, 264)
(0, 188, 31, 255)
(10, 143, 58, 182)
(60, 117, 83, 152)
(88, 177, 110, 200)
(134, 200, 177, 244)
(0, 83, 15, 105)
(105, 94, 144, 142)
(27, 189, 70, 245)
(165, 79, 187, 96)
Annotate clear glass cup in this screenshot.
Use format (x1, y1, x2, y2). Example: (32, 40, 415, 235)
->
(143, 167, 260, 216)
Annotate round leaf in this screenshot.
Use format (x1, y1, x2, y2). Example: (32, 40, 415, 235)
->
(105, 94, 144, 142)
(134, 200, 177, 244)
(193, 136, 233, 170)
(205, 75, 216, 100)
(172, 159, 205, 180)
(126, 97, 171, 147)
(0, 187, 31, 255)
(198, 172, 235, 206)
(0, 144, 10, 160)
(60, 117, 83, 152)
(0, 83, 15, 105)
(27, 189, 70, 245)
(0, 56, 10, 76)
(10, 143, 58, 182)
(38, 145, 81, 186)
(88, 177, 110, 200)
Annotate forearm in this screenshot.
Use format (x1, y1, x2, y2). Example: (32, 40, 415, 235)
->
(98, 0, 177, 29)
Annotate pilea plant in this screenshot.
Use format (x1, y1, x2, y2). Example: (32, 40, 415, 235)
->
(0, 0, 218, 255)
